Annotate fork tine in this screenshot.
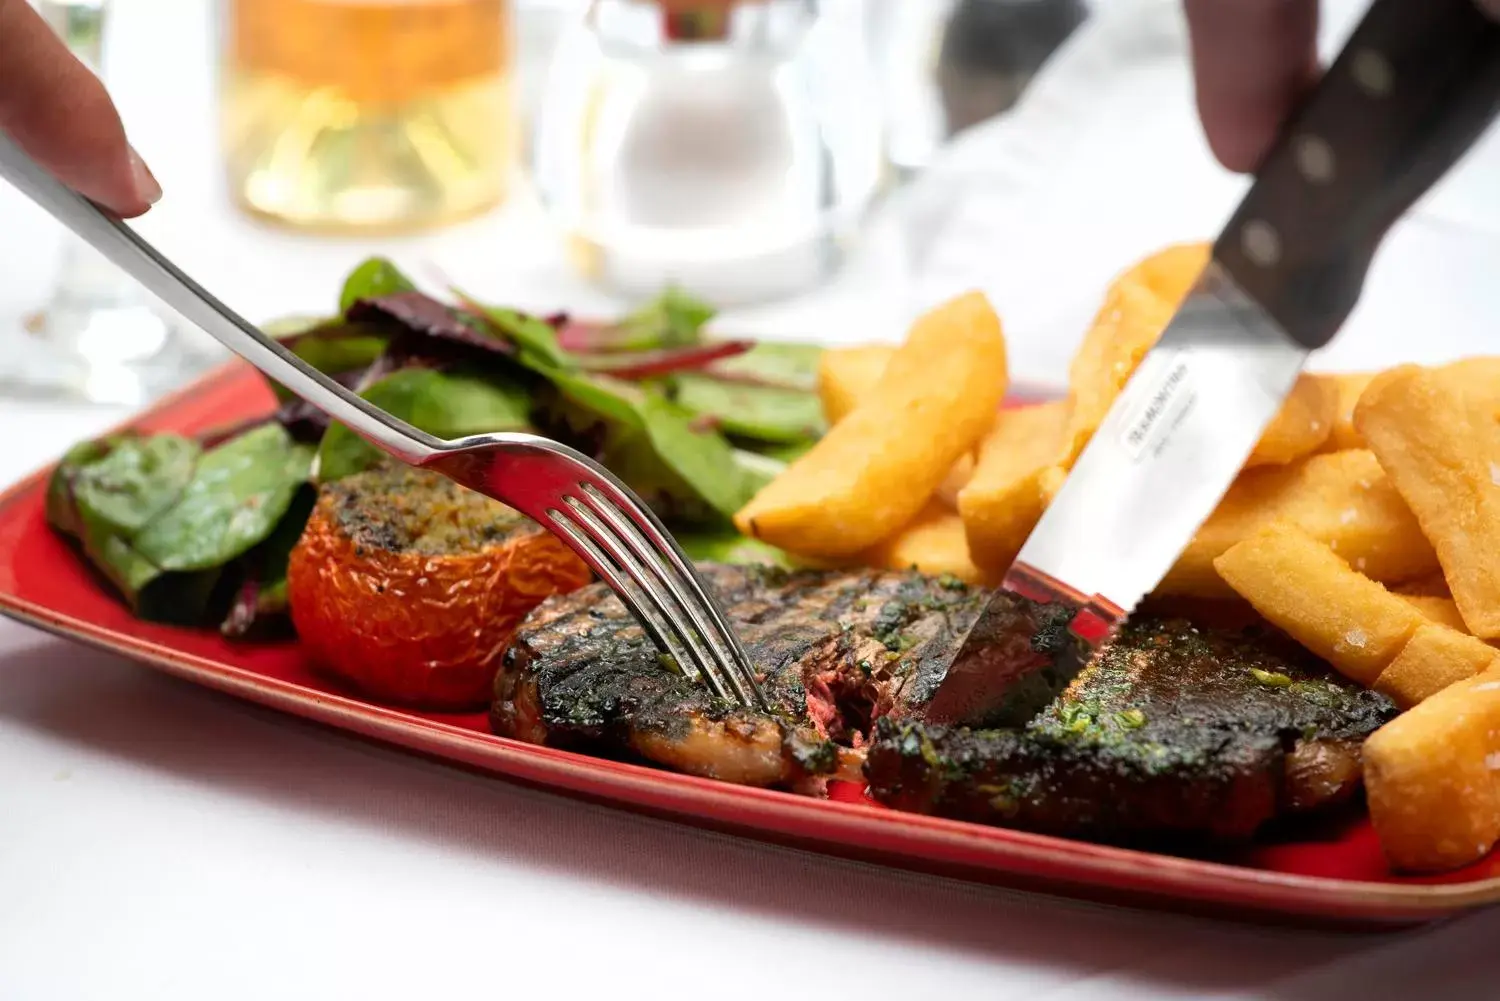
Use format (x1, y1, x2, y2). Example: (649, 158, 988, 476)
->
(543, 505, 717, 698)
(573, 484, 766, 709)
(561, 496, 740, 703)
(572, 476, 764, 705)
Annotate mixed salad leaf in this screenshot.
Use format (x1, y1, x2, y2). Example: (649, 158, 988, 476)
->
(46, 258, 825, 635)
(48, 425, 313, 628)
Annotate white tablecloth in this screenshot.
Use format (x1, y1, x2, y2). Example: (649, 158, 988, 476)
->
(6, 2, 1500, 998)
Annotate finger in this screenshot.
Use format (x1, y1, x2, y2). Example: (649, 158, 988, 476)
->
(0, 0, 160, 216)
(1183, 0, 1321, 173)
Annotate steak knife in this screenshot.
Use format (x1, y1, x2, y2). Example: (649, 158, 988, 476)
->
(927, 0, 1500, 727)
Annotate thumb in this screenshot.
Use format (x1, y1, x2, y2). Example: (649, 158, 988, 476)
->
(0, 0, 160, 217)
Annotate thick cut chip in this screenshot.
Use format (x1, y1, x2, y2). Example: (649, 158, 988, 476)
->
(1122, 241, 1214, 303)
(1214, 524, 1427, 686)
(863, 500, 997, 586)
(1357, 362, 1500, 639)
(1059, 242, 1329, 473)
(1059, 243, 1208, 467)
(1160, 449, 1438, 598)
(1395, 572, 1455, 598)
(1398, 594, 1471, 632)
(735, 292, 1008, 558)
(1318, 372, 1378, 452)
(1374, 624, 1497, 710)
(1243, 374, 1338, 467)
(820, 343, 977, 509)
(1060, 280, 1178, 468)
(957, 400, 1071, 572)
(935, 452, 977, 510)
(1364, 665, 1500, 873)
(816, 345, 895, 425)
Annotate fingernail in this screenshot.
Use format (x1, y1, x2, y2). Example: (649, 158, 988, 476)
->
(128, 147, 162, 206)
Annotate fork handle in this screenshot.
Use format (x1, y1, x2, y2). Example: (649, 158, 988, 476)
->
(0, 131, 443, 464)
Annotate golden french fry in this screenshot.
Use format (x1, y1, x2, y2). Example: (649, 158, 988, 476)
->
(1364, 665, 1500, 872)
(1120, 241, 1213, 305)
(1243, 374, 1338, 467)
(1037, 464, 1068, 506)
(1159, 449, 1438, 598)
(816, 345, 896, 425)
(863, 500, 998, 586)
(736, 292, 1008, 558)
(1060, 243, 1332, 472)
(1316, 372, 1378, 452)
(1398, 594, 1471, 632)
(820, 344, 978, 511)
(1395, 572, 1455, 599)
(1214, 524, 1427, 686)
(1374, 624, 1498, 710)
(935, 452, 977, 510)
(1059, 244, 1208, 467)
(957, 401, 1071, 572)
(1357, 362, 1500, 639)
(1060, 280, 1177, 468)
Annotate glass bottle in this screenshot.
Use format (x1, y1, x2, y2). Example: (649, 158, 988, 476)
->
(219, 0, 516, 234)
(532, 0, 885, 305)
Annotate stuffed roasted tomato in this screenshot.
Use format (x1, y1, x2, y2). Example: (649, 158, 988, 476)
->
(287, 463, 591, 709)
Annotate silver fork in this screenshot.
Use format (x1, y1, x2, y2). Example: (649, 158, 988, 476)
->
(0, 132, 767, 709)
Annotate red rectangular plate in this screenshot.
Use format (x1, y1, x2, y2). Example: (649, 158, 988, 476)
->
(4, 363, 1499, 930)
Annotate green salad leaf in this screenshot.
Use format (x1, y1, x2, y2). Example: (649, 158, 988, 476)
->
(634, 391, 765, 519)
(676, 528, 791, 567)
(47, 426, 313, 626)
(133, 424, 314, 572)
(672, 374, 824, 443)
(615, 286, 716, 349)
(339, 256, 417, 312)
(712, 341, 822, 390)
(220, 484, 316, 638)
(71, 434, 203, 544)
(49, 260, 835, 635)
(317, 366, 533, 482)
(286, 325, 390, 376)
(466, 301, 573, 371)
(540, 372, 765, 524)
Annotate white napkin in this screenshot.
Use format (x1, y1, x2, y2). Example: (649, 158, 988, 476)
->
(869, 0, 1500, 383)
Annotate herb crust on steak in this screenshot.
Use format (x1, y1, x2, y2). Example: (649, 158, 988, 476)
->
(491, 563, 989, 789)
(865, 617, 1398, 842)
(493, 564, 1397, 842)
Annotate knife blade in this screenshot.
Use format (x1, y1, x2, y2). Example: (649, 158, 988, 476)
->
(927, 0, 1500, 727)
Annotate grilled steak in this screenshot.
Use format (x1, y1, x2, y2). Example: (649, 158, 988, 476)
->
(865, 617, 1398, 842)
(494, 564, 1396, 842)
(491, 564, 993, 788)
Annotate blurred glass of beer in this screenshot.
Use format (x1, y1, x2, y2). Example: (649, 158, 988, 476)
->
(221, 0, 515, 234)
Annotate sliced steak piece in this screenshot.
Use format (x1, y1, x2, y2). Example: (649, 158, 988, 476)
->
(865, 618, 1399, 842)
(491, 564, 991, 788)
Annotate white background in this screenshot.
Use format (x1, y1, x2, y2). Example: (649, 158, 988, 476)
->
(5, 1, 1500, 997)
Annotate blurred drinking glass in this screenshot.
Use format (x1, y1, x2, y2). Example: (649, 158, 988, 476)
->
(938, 0, 1088, 135)
(6, 0, 195, 406)
(219, 0, 517, 234)
(532, 0, 885, 305)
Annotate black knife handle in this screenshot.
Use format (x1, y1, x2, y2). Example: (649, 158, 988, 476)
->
(1214, 0, 1500, 350)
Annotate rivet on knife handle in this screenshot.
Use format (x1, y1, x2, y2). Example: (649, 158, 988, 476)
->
(1214, 0, 1500, 351)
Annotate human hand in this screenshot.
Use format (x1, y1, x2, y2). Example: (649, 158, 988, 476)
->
(1182, 0, 1320, 173)
(0, 0, 160, 216)
(1185, 0, 1500, 173)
